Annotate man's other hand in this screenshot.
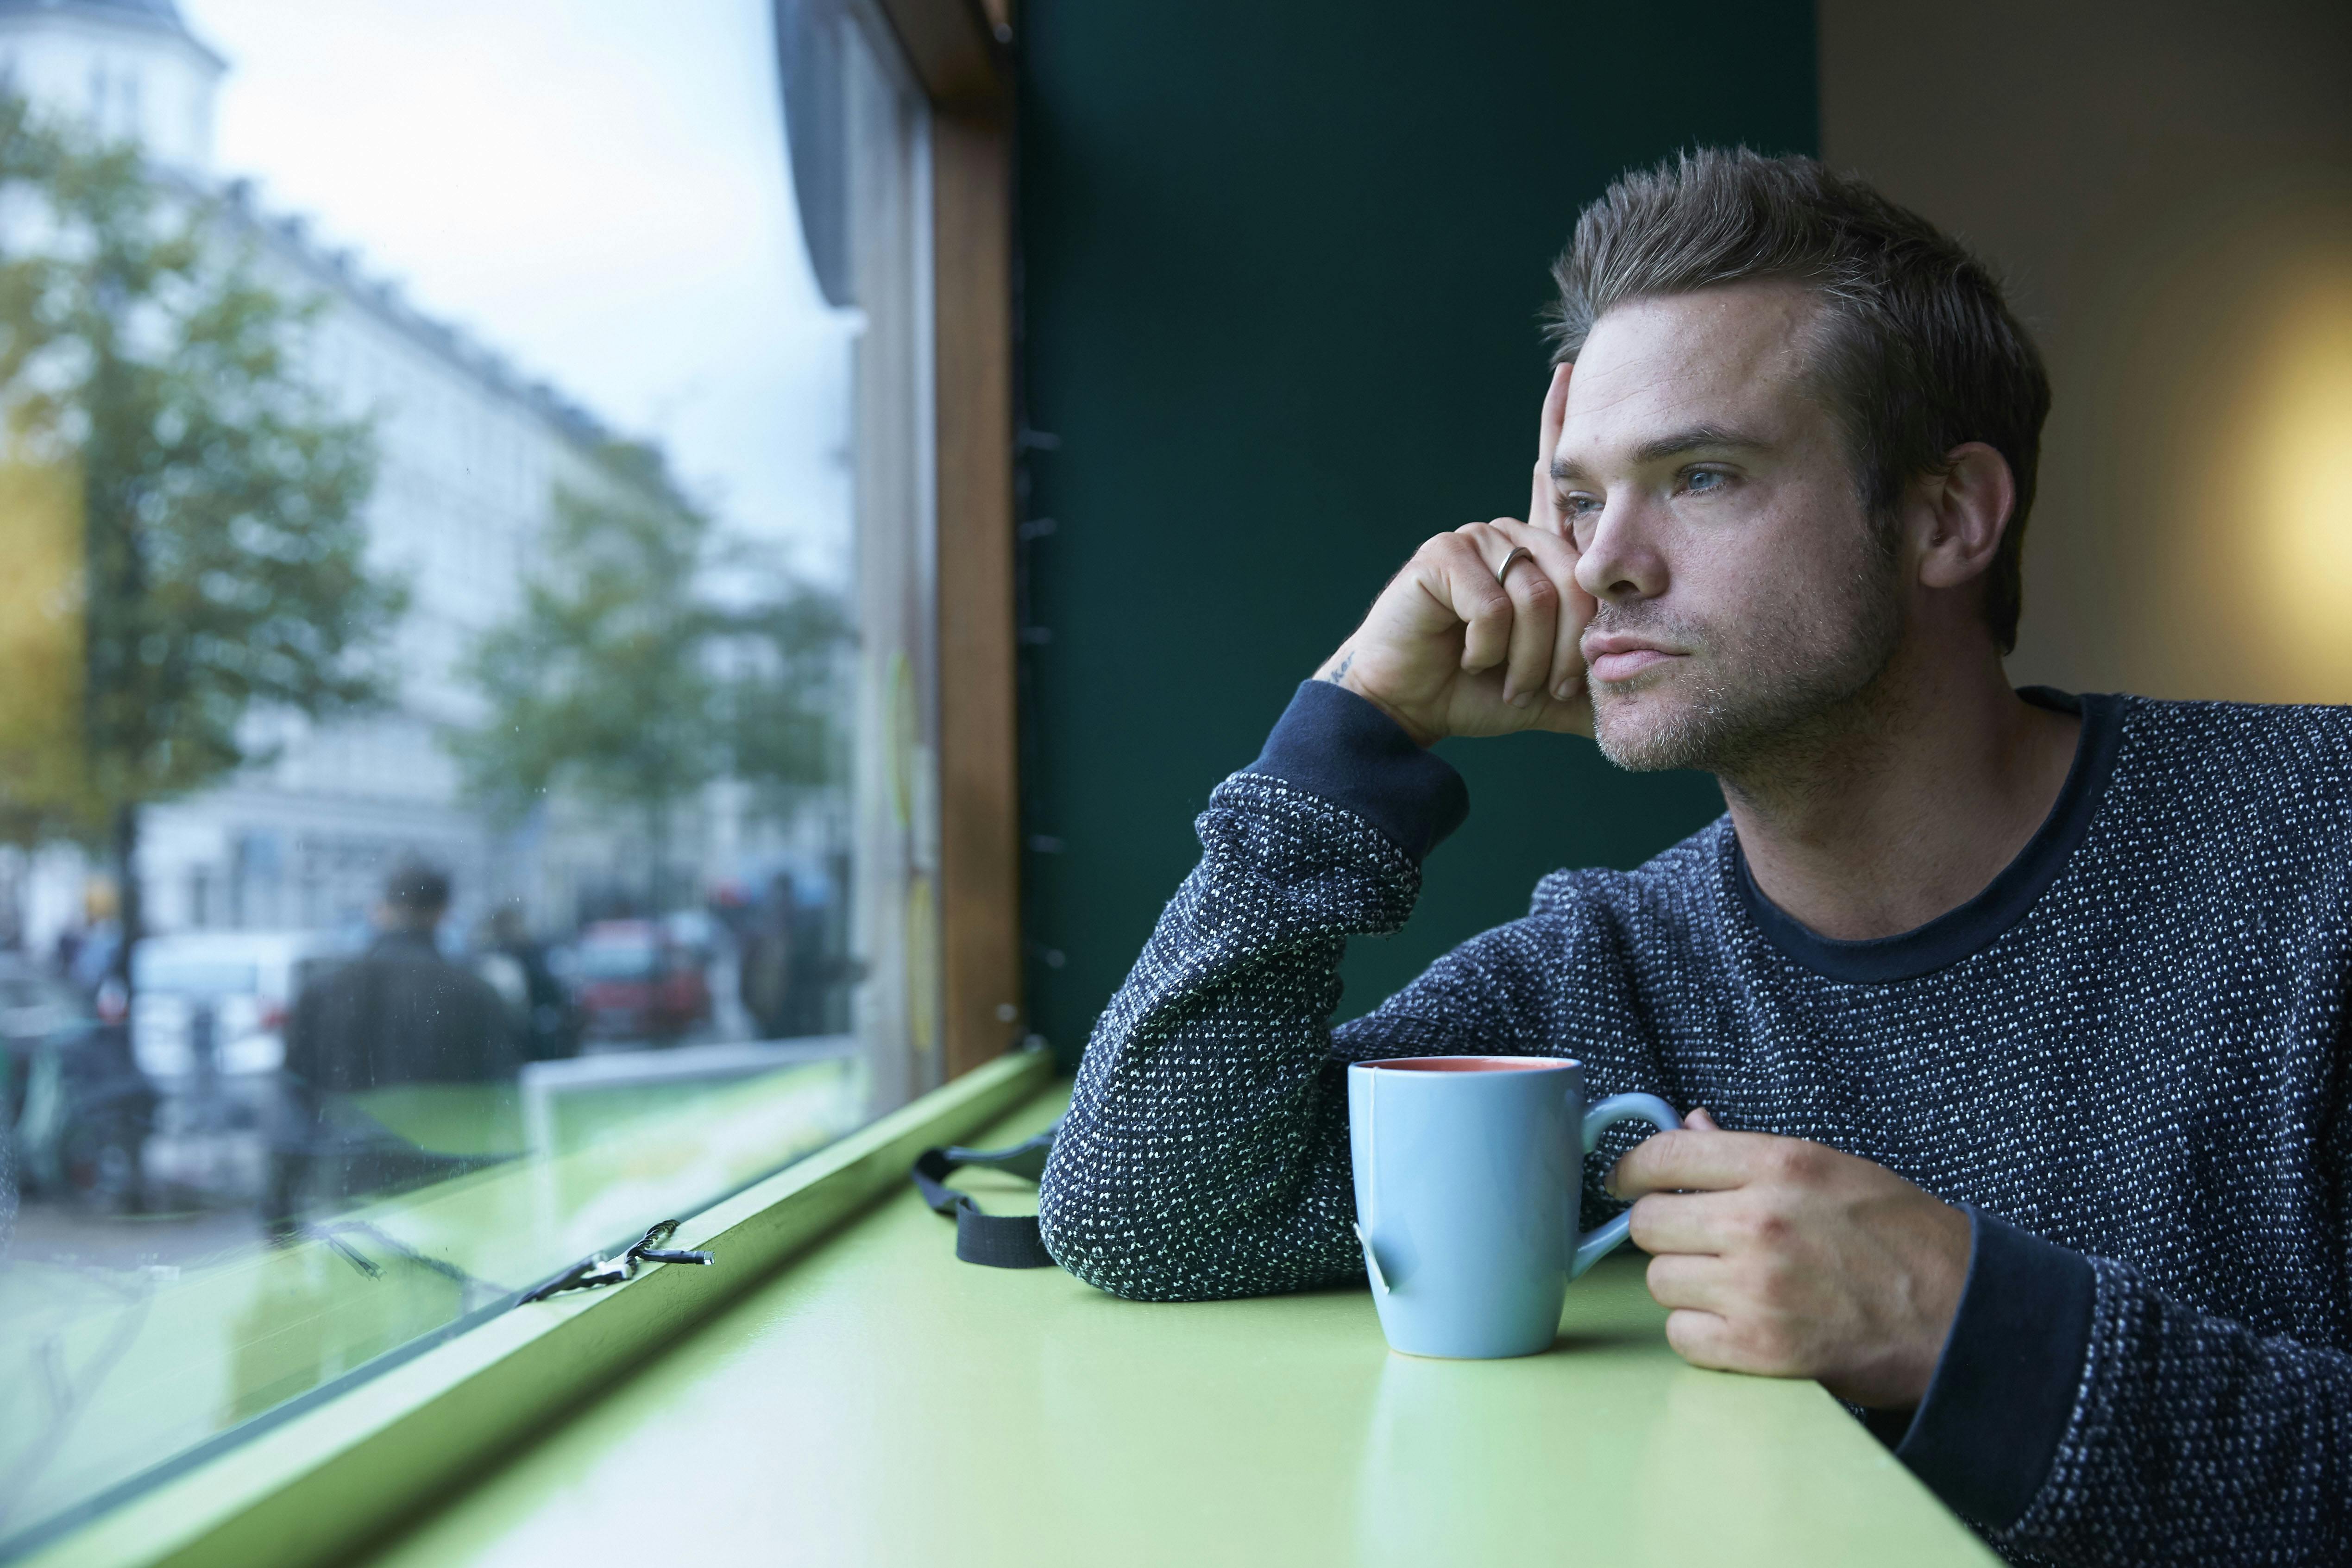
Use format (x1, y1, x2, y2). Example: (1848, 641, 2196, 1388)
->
(1608, 1108, 1972, 1410)
(1312, 365, 1595, 746)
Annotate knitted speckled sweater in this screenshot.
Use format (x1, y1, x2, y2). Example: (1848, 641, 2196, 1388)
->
(1038, 680, 2352, 1567)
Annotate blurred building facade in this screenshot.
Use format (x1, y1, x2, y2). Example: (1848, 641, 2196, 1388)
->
(0, 0, 703, 948)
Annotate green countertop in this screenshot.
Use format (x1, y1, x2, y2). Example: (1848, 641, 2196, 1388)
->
(358, 1088, 1998, 1568)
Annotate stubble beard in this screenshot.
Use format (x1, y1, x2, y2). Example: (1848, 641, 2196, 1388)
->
(1587, 540, 1907, 790)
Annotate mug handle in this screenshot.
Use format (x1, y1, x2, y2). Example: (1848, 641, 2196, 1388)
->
(1570, 1093, 1682, 1279)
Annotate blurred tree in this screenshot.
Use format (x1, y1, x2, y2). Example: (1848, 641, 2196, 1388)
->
(0, 93, 398, 970)
(455, 443, 850, 911)
(715, 566, 853, 813)
(0, 457, 85, 850)
(455, 444, 725, 910)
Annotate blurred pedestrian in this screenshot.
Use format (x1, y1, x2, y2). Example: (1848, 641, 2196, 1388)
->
(266, 861, 517, 1235)
(475, 903, 579, 1063)
(738, 871, 835, 1039)
(65, 878, 121, 998)
(737, 873, 797, 1039)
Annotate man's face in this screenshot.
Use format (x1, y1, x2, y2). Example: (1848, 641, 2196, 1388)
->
(1554, 281, 1903, 776)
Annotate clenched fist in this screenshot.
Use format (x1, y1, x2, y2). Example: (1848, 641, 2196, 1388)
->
(1314, 366, 1595, 747)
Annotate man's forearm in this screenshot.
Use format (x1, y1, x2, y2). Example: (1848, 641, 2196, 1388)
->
(1037, 773, 1407, 1299)
(1035, 780, 1383, 1307)
(1038, 682, 1473, 1300)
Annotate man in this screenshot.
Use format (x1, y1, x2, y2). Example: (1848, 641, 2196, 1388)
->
(268, 861, 517, 1232)
(738, 873, 802, 1040)
(1037, 149, 2352, 1566)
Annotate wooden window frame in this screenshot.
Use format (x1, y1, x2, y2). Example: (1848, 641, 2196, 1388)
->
(9, 10, 1030, 1563)
(874, 0, 1021, 1083)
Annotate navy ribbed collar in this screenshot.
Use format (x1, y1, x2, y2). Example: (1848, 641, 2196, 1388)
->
(1732, 688, 2126, 984)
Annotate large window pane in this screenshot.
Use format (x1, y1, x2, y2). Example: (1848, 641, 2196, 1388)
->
(0, 0, 935, 1547)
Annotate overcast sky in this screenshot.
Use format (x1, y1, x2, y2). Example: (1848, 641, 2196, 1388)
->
(186, 0, 855, 579)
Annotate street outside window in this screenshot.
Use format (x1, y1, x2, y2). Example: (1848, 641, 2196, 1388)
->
(0, 0, 940, 1548)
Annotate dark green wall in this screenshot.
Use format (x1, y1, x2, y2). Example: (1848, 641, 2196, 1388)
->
(1014, 2, 1818, 1062)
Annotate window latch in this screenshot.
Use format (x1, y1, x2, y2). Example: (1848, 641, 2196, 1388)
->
(522, 1219, 715, 1303)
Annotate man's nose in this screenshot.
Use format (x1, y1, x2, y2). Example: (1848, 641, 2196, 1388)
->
(1572, 500, 1667, 602)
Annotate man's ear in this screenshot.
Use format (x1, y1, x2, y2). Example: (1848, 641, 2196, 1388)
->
(1910, 441, 2015, 591)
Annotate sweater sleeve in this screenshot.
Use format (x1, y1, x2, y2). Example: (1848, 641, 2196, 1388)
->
(1970, 1256, 2352, 1564)
(1038, 681, 1538, 1301)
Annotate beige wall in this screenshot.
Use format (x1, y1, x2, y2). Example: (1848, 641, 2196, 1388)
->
(1821, 0, 2352, 702)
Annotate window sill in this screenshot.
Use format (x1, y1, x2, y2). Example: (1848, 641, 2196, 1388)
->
(12, 1048, 1054, 1568)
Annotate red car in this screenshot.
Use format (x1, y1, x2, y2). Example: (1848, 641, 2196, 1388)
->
(571, 921, 711, 1042)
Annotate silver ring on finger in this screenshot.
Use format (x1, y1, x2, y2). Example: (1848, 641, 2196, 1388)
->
(1495, 546, 1534, 587)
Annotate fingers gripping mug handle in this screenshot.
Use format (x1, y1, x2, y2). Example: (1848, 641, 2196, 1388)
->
(1570, 1093, 1682, 1279)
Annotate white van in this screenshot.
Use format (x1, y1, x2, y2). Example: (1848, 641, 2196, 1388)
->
(131, 930, 353, 1084)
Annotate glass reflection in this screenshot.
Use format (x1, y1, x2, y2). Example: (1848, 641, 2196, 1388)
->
(268, 862, 521, 1241)
(0, 0, 930, 1549)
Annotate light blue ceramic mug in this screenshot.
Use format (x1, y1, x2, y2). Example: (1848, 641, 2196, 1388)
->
(1347, 1056, 1681, 1359)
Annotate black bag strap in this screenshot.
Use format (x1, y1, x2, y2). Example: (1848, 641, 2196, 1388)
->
(911, 1119, 1062, 1269)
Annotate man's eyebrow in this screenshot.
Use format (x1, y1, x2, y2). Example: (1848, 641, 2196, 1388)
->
(1550, 425, 1773, 482)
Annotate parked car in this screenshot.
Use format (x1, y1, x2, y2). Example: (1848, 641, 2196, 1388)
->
(571, 920, 711, 1042)
(130, 931, 351, 1124)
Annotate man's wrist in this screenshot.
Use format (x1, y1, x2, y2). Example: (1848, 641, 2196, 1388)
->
(1334, 675, 1439, 749)
(1888, 1196, 1974, 1407)
(1887, 1208, 2096, 1528)
(1245, 681, 1468, 862)
(1312, 647, 1440, 749)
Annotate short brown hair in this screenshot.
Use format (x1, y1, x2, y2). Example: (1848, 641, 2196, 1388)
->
(383, 859, 452, 914)
(1548, 148, 2050, 653)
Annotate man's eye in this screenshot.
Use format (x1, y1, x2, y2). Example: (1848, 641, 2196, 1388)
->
(1562, 493, 1601, 516)
(1683, 468, 1728, 494)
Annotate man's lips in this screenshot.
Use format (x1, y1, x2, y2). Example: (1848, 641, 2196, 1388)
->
(1582, 634, 1687, 683)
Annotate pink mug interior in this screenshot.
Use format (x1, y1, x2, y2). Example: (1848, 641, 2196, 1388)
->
(1356, 1055, 1578, 1073)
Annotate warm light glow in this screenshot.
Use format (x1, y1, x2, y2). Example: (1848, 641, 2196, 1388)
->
(2249, 271, 2352, 695)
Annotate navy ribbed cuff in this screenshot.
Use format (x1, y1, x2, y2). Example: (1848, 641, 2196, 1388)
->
(1244, 681, 1469, 863)
(1893, 1208, 2096, 1528)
